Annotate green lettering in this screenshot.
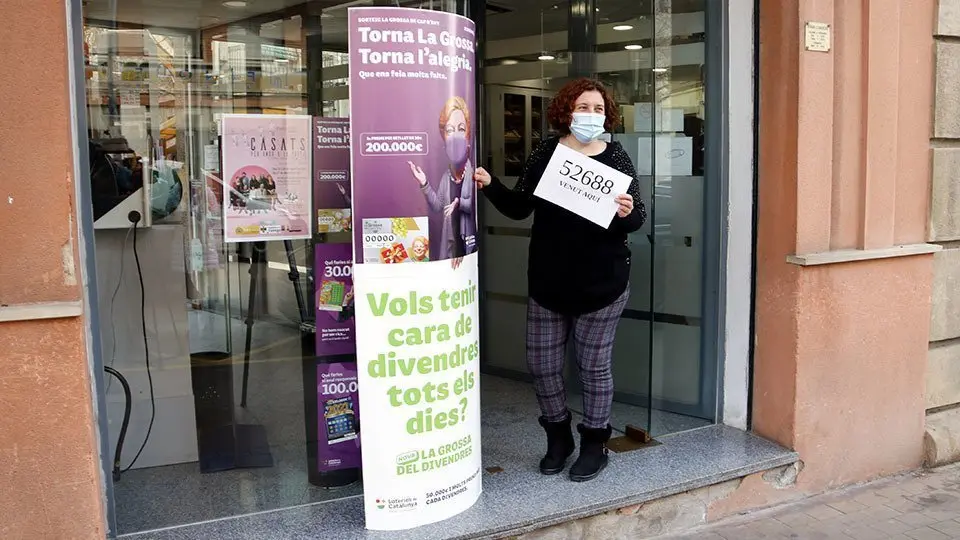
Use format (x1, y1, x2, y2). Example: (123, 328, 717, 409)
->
(387, 386, 403, 407)
(406, 327, 424, 345)
(398, 357, 416, 376)
(436, 324, 451, 342)
(367, 293, 389, 316)
(417, 355, 433, 374)
(439, 290, 451, 311)
(368, 353, 387, 378)
(418, 294, 434, 314)
(389, 297, 408, 316)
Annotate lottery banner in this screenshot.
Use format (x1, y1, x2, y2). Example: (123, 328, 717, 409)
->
(314, 117, 353, 234)
(315, 243, 356, 356)
(348, 6, 481, 531)
(317, 362, 362, 472)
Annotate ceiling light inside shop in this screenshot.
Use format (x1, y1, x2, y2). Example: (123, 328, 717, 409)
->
(613, 25, 633, 31)
(538, 54, 556, 61)
(501, 59, 519, 65)
(652, 67, 668, 73)
(223, 0, 247, 7)
(625, 44, 643, 50)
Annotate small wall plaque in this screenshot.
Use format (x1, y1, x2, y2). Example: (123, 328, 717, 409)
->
(804, 21, 831, 52)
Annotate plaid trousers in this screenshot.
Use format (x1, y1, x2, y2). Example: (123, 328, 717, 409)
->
(526, 288, 629, 429)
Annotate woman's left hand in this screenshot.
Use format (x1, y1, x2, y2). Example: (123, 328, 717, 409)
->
(444, 197, 460, 218)
(615, 194, 634, 218)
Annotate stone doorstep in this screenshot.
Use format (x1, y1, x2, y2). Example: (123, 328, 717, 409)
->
(507, 480, 747, 540)
(509, 463, 806, 540)
(118, 425, 798, 540)
(924, 407, 960, 467)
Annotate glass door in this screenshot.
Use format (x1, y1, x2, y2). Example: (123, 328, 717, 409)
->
(85, 0, 477, 534)
(479, 0, 567, 380)
(503, 93, 527, 176)
(480, 0, 721, 438)
(598, 0, 716, 435)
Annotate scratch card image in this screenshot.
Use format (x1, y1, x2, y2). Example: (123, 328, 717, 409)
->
(324, 396, 358, 444)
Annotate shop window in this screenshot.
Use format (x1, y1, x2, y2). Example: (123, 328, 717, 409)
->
(81, 0, 723, 536)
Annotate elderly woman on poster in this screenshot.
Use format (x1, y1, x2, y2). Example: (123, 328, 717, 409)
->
(408, 96, 477, 261)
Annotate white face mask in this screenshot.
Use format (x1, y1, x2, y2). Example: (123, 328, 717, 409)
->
(570, 112, 606, 143)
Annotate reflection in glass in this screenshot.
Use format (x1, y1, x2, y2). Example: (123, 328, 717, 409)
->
(82, 1, 387, 534)
(600, 0, 714, 436)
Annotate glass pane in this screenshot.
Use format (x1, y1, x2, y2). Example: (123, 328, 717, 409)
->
(503, 93, 528, 176)
(589, 0, 718, 438)
(648, 0, 716, 436)
(618, 0, 714, 436)
(480, 1, 568, 379)
(82, 1, 463, 534)
(593, 0, 658, 437)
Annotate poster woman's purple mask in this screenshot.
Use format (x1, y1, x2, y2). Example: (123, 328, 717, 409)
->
(445, 131, 469, 171)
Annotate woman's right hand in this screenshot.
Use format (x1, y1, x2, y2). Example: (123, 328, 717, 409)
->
(408, 161, 427, 187)
(474, 167, 492, 189)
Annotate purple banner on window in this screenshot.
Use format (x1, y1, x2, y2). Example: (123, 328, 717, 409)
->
(317, 362, 361, 472)
(348, 9, 478, 263)
(315, 242, 355, 357)
(314, 117, 353, 234)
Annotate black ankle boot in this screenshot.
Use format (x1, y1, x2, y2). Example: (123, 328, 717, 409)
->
(569, 424, 612, 482)
(538, 413, 575, 475)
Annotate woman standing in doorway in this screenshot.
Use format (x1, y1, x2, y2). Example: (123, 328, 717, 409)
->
(474, 78, 646, 482)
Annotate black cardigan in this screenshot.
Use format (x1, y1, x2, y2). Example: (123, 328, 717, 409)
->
(483, 137, 646, 315)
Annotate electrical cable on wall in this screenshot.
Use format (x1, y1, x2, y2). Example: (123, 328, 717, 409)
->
(105, 224, 133, 393)
(121, 211, 156, 474)
(104, 365, 131, 482)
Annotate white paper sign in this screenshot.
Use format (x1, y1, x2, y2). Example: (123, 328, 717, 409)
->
(189, 238, 204, 272)
(637, 135, 693, 176)
(633, 103, 684, 133)
(533, 143, 633, 228)
(354, 253, 482, 530)
(203, 144, 220, 171)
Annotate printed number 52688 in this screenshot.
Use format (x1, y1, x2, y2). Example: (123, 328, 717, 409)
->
(559, 159, 615, 195)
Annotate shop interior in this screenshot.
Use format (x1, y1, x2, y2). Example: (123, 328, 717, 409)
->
(82, 0, 734, 536)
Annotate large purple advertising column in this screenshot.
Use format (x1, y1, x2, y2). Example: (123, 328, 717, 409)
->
(348, 7, 482, 531)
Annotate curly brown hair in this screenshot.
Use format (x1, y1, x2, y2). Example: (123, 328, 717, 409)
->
(546, 78, 621, 135)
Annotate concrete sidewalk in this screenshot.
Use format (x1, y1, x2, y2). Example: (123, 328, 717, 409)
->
(667, 463, 960, 539)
